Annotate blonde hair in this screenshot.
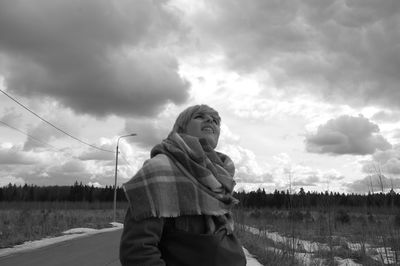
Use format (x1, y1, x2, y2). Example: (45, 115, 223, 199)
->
(172, 104, 221, 134)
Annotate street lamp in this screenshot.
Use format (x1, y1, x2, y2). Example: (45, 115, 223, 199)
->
(113, 133, 137, 222)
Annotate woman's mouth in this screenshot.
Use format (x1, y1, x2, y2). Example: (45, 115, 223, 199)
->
(202, 126, 214, 133)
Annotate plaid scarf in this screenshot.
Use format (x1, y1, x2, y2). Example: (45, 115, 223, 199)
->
(123, 133, 238, 222)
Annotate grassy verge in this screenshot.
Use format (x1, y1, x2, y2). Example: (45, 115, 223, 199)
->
(235, 223, 296, 266)
(233, 206, 400, 265)
(0, 201, 128, 248)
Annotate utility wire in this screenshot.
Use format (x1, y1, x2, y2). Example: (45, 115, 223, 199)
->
(0, 120, 59, 150)
(0, 89, 113, 153)
(0, 120, 115, 162)
(0, 120, 77, 158)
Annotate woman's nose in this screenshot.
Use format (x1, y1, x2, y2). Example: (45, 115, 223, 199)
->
(203, 115, 213, 122)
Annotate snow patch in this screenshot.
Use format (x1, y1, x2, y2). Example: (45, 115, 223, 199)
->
(244, 225, 396, 265)
(243, 247, 263, 266)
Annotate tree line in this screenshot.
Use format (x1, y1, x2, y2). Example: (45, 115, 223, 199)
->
(0, 182, 126, 202)
(1, 183, 400, 209)
(234, 188, 400, 209)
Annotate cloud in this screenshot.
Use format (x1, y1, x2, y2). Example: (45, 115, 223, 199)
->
(371, 111, 400, 123)
(23, 122, 66, 151)
(345, 174, 400, 194)
(0, 127, 147, 187)
(87, 181, 103, 188)
(124, 104, 200, 149)
(0, 175, 25, 187)
(13, 159, 96, 186)
(124, 118, 172, 149)
(385, 158, 400, 175)
(0, 143, 116, 186)
(292, 175, 320, 187)
(0, 0, 190, 118)
(394, 130, 400, 140)
(218, 146, 344, 190)
(236, 171, 273, 184)
(77, 139, 116, 161)
(305, 115, 391, 155)
(234, 183, 276, 193)
(22, 107, 85, 151)
(188, 0, 400, 109)
(293, 170, 345, 190)
(361, 145, 400, 176)
(274, 161, 345, 191)
(220, 144, 273, 184)
(58, 160, 86, 173)
(0, 145, 38, 164)
(78, 149, 114, 161)
(0, 107, 22, 126)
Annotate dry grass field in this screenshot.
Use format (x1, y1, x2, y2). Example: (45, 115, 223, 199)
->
(0, 201, 128, 248)
(233, 206, 400, 265)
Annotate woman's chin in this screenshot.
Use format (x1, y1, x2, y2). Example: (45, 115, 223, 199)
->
(202, 137, 218, 150)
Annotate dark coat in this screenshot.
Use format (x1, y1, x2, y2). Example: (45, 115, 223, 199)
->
(120, 209, 246, 266)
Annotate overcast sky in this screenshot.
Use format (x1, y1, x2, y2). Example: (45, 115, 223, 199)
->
(1, 0, 400, 193)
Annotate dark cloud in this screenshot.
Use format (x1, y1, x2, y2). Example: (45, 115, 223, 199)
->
(305, 115, 391, 155)
(193, 0, 400, 109)
(0, 0, 190, 118)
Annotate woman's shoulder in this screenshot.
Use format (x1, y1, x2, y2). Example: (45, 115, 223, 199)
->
(123, 153, 177, 190)
(142, 153, 173, 169)
(130, 153, 179, 181)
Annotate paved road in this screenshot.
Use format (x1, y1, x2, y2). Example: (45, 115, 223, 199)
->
(0, 229, 262, 266)
(0, 229, 122, 266)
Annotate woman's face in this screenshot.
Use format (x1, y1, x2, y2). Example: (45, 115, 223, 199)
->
(185, 111, 220, 149)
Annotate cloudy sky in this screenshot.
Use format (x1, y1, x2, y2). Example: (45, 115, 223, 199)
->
(1, 0, 400, 194)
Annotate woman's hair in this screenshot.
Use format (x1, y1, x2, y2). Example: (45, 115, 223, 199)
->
(172, 104, 221, 134)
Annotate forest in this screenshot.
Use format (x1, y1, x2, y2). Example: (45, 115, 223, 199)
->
(0, 182, 125, 202)
(1, 182, 400, 209)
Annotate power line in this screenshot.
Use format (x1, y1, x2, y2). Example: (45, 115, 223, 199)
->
(0, 89, 113, 153)
(0, 120, 58, 150)
(0, 120, 113, 162)
(1, 120, 81, 162)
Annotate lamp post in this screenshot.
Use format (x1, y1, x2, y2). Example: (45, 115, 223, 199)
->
(113, 133, 137, 222)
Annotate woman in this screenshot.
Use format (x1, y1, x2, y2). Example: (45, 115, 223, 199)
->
(120, 104, 246, 266)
